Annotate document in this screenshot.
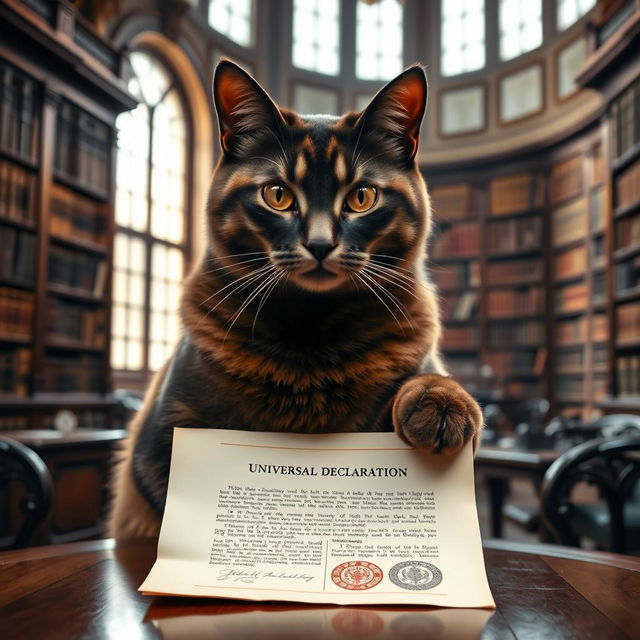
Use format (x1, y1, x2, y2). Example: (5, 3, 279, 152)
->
(140, 428, 495, 608)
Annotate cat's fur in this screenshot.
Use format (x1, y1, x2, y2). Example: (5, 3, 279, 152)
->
(108, 61, 483, 538)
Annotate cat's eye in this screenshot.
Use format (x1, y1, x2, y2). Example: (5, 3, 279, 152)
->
(262, 184, 295, 211)
(345, 187, 377, 213)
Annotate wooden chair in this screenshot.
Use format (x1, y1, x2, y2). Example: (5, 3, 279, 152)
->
(540, 436, 640, 554)
(0, 436, 54, 549)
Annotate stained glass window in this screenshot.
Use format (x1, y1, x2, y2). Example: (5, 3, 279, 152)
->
(208, 0, 253, 46)
(292, 0, 340, 76)
(557, 0, 596, 30)
(441, 0, 485, 77)
(113, 51, 187, 373)
(356, 0, 403, 80)
(499, 0, 543, 61)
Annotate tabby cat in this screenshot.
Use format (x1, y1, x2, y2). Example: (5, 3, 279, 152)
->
(108, 61, 483, 538)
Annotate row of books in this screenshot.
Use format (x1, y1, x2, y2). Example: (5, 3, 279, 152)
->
(617, 354, 640, 396)
(556, 347, 584, 368)
(0, 60, 39, 161)
(47, 298, 106, 347)
(553, 197, 588, 247)
(431, 221, 480, 258)
(616, 158, 640, 212)
(43, 354, 102, 393)
(555, 313, 608, 345)
(486, 259, 543, 285)
(615, 212, 640, 251)
(483, 349, 543, 376)
(0, 415, 29, 430)
(550, 155, 583, 205)
(593, 344, 608, 368)
(55, 100, 110, 193)
(616, 256, 640, 294)
(442, 291, 478, 321)
(617, 301, 640, 344)
(555, 375, 584, 396)
(488, 320, 543, 348)
(0, 346, 30, 396)
(486, 287, 544, 318)
(431, 261, 480, 290)
(48, 245, 107, 295)
(0, 226, 36, 285)
(50, 184, 108, 246)
(489, 172, 544, 216)
(555, 244, 587, 279)
(612, 76, 640, 160)
(0, 286, 33, 338)
(555, 281, 589, 313)
(429, 183, 472, 221)
(0, 159, 37, 224)
(441, 325, 479, 349)
(488, 217, 541, 254)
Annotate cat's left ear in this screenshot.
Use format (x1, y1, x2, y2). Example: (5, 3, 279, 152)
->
(356, 66, 427, 160)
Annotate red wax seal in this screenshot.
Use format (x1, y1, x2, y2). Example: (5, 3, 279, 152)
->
(331, 561, 383, 591)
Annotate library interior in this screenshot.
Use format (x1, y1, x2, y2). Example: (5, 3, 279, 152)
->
(0, 0, 639, 561)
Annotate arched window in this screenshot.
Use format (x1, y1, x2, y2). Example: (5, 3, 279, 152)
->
(499, 0, 543, 61)
(356, 0, 403, 80)
(292, 0, 340, 75)
(556, 0, 596, 31)
(208, 0, 254, 46)
(441, 0, 485, 77)
(112, 51, 188, 377)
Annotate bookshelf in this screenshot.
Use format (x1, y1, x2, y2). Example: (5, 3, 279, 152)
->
(0, 0, 136, 432)
(429, 183, 482, 392)
(610, 75, 640, 407)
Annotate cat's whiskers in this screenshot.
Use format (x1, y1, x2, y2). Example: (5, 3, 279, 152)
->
(364, 263, 420, 300)
(352, 271, 406, 336)
(202, 255, 270, 276)
(357, 270, 414, 333)
(200, 263, 274, 312)
(223, 266, 280, 342)
(367, 261, 427, 290)
(252, 270, 288, 338)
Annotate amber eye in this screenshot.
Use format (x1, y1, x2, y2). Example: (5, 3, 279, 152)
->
(345, 186, 377, 213)
(262, 184, 295, 211)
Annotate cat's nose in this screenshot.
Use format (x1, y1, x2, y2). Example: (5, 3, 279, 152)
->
(304, 239, 336, 262)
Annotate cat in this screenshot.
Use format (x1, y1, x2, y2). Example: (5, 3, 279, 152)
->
(108, 60, 483, 538)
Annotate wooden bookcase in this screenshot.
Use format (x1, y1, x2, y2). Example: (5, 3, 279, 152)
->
(428, 6, 640, 420)
(0, 0, 136, 545)
(0, 0, 136, 433)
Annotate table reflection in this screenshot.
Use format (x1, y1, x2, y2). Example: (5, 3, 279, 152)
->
(146, 602, 493, 639)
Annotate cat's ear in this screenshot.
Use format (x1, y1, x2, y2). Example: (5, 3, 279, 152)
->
(213, 60, 285, 157)
(356, 66, 427, 160)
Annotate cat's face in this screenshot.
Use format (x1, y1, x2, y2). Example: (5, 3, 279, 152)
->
(208, 61, 429, 294)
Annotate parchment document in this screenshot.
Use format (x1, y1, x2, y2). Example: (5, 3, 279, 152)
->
(140, 428, 495, 608)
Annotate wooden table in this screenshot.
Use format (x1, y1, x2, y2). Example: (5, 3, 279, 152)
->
(1, 538, 638, 639)
(475, 447, 561, 538)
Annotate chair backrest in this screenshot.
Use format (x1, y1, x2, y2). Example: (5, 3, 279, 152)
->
(591, 414, 640, 439)
(540, 436, 640, 554)
(0, 436, 54, 549)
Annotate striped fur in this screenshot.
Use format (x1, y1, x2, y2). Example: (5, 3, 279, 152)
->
(108, 62, 482, 538)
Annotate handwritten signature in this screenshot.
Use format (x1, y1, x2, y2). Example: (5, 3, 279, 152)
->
(216, 568, 315, 584)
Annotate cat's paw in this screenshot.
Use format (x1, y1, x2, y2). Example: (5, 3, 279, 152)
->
(392, 374, 483, 454)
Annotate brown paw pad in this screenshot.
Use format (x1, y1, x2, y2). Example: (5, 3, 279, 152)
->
(393, 376, 482, 454)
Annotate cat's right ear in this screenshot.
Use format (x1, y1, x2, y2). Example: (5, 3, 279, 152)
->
(213, 60, 285, 157)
